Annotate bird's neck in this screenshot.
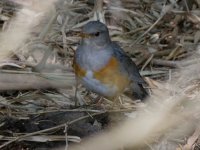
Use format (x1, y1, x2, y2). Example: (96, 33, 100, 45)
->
(82, 40, 111, 49)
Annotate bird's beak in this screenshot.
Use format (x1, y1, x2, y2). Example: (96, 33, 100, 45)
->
(78, 32, 92, 38)
(72, 31, 92, 38)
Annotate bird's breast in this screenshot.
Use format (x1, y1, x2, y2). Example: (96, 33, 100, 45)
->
(93, 57, 130, 93)
(73, 56, 130, 98)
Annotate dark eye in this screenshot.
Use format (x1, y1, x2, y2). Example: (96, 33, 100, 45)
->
(94, 32, 100, 36)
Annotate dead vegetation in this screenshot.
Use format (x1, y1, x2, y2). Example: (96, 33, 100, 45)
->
(0, 0, 200, 150)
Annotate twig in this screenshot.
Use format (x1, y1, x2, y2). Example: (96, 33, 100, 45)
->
(123, 25, 150, 35)
(24, 108, 138, 115)
(131, 1, 172, 45)
(182, 126, 200, 150)
(153, 49, 172, 57)
(179, 58, 200, 67)
(93, 0, 105, 23)
(183, 0, 190, 12)
(62, 18, 69, 43)
(33, 11, 59, 71)
(64, 124, 69, 150)
(141, 54, 154, 71)
(151, 59, 180, 68)
(1, 135, 81, 143)
(165, 46, 182, 60)
(32, 45, 53, 72)
(132, 17, 163, 45)
(0, 71, 75, 90)
(39, 11, 58, 40)
(108, 6, 143, 17)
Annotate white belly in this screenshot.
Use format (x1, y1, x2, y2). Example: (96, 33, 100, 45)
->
(80, 70, 117, 97)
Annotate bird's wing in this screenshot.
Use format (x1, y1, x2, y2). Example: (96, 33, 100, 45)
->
(111, 42, 145, 84)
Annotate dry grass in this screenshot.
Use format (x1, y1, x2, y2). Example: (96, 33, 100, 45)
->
(0, 0, 199, 150)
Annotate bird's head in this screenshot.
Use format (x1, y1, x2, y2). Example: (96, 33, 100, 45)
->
(80, 21, 111, 47)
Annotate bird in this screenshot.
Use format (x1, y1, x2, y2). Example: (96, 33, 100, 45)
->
(73, 21, 148, 101)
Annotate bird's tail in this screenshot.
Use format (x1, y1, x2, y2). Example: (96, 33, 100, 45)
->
(131, 83, 148, 101)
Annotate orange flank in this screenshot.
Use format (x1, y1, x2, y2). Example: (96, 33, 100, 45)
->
(94, 57, 130, 96)
(73, 56, 130, 98)
(72, 59, 86, 77)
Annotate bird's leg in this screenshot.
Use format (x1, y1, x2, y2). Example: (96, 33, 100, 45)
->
(74, 76, 83, 106)
(118, 96, 123, 105)
(74, 79, 79, 106)
(74, 77, 86, 106)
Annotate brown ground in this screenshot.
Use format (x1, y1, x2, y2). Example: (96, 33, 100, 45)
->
(0, 0, 200, 150)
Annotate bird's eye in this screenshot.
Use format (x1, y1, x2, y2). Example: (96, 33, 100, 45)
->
(94, 32, 100, 36)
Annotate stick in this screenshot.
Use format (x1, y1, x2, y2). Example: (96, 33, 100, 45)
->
(0, 71, 75, 90)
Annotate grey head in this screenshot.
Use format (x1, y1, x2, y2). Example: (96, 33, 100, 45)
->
(81, 21, 111, 47)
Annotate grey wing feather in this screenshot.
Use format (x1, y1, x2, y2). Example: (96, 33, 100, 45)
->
(111, 42, 145, 84)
